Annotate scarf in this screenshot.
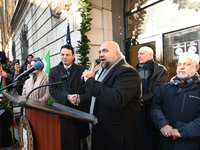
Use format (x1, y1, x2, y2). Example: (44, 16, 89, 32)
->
(136, 60, 153, 92)
(90, 52, 125, 115)
(170, 73, 200, 87)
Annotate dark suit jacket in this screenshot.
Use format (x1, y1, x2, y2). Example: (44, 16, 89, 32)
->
(49, 62, 91, 150)
(49, 62, 90, 107)
(84, 59, 143, 150)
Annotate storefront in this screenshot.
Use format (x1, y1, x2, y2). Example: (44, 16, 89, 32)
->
(123, 0, 200, 78)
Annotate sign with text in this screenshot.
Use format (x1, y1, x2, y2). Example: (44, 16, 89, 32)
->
(173, 40, 199, 60)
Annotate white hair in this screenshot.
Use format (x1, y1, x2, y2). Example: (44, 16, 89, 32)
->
(139, 46, 154, 55)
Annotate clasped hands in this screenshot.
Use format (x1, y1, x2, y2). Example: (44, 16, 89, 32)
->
(67, 94, 81, 106)
(160, 125, 181, 140)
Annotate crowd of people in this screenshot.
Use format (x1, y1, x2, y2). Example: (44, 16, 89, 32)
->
(0, 41, 200, 150)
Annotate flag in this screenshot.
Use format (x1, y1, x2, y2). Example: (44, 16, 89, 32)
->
(43, 50, 51, 75)
(43, 50, 54, 104)
(0, 77, 6, 96)
(66, 23, 72, 46)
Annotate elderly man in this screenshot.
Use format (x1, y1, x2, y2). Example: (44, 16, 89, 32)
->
(151, 52, 200, 150)
(136, 46, 168, 150)
(80, 41, 143, 150)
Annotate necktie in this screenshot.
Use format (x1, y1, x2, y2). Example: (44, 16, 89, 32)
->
(66, 67, 70, 77)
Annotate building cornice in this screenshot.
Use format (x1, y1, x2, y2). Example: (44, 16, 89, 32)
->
(10, 0, 29, 32)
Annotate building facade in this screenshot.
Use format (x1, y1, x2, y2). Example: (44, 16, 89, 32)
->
(0, 0, 200, 78)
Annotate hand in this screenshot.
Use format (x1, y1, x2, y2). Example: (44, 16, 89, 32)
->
(140, 99, 145, 106)
(172, 128, 181, 140)
(160, 125, 174, 137)
(68, 94, 80, 106)
(81, 63, 95, 81)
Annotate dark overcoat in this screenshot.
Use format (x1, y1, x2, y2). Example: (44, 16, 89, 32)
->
(151, 82, 200, 150)
(49, 62, 91, 150)
(84, 59, 143, 150)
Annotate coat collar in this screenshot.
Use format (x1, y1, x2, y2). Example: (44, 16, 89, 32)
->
(101, 59, 125, 84)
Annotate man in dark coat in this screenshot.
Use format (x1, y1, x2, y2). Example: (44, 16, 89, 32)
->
(49, 45, 91, 150)
(81, 41, 143, 150)
(151, 52, 200, 150)
(136, 46, 169, 150)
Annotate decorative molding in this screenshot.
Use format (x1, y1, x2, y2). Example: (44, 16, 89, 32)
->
(103, 0, 111, 10)
(19, 116, 34, 150)
(61, 0, 72, 11)
(50, 0, 72, 18)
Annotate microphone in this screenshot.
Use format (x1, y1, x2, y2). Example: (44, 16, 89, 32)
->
(88, 58, 100, 70)
(26, 75, 68, 99)
(15, 61, 44, 81)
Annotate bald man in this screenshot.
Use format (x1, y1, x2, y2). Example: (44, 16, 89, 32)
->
(151, 52, 200, 150)
(81, 41, 143, 150)
(136, 46, 169, 150)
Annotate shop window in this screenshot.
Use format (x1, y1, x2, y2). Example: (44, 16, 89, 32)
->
(163, 25, 200, 78)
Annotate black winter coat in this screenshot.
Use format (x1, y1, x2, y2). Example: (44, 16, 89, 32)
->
(151, 82, 200, 150)
(84, 59, 143, 150)
(49, 62, 91, 150)
(136, 61, 169, 106)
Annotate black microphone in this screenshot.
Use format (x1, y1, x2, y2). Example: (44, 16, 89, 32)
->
(77, 58, 100, 98)
(26, 75, 69, 99)
(15, 61, 44, 81)
(88, 58, 100, 70)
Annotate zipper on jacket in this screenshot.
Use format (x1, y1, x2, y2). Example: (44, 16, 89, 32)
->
(178, 88, 182, 93)
(181, 94, 186, 112)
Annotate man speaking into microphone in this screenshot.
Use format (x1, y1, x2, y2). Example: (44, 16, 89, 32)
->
(49, 45, 91, 150)
(80, 41, 143, 150)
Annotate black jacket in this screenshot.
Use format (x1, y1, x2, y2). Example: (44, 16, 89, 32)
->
(136, 61, 169, 106)
(49, 62, 91, 109)
(151, 81, 200, 150)
(84, 59, 143, 150)
(49, 62, 91, 150)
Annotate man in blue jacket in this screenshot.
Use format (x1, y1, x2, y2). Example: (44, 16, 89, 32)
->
(151, 52, 200, 150)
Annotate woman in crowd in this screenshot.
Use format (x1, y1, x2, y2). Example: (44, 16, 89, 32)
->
(22, 57, 50, 102)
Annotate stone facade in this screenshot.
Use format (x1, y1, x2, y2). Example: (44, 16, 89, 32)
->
(0, 0, 113, 67)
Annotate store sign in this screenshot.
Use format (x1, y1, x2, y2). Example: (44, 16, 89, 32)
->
(173, 40, 199, 60)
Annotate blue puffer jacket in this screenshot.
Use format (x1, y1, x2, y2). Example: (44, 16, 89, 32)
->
(151, 80, 200, 150)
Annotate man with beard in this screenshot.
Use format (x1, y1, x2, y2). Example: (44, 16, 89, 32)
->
(79, 41, 143, 150)
(151, 52, 200, 150)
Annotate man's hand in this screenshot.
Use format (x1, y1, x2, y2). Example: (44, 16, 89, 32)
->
(172, 128, 181, 140)
(68, 94, 80, 106)
(81, 63, 95, 82)
(160, 125, 174, 137)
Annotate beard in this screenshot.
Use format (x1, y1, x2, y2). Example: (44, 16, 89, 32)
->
(177, 72, 196, 80)
(176, 74, 189, 80)
(101, 61, 110, 69)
